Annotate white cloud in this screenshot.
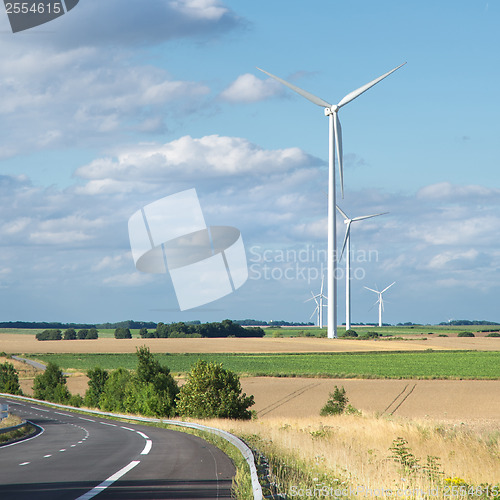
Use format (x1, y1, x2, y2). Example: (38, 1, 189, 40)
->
(220, 73, 284, 103)
(103, 273, 154, 287)
(75, 135, 319, 187)
(417, 182, 500, 201)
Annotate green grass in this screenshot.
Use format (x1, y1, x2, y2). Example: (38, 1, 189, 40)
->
(24, 351, 500, 380)
(263, 325, 500, 337)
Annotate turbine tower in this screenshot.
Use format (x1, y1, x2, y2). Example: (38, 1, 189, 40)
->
(337, 206, 387, 331)
(365, 282, 396, 327)
(305, 275, 327, 328)
(257, 63, 405, 339)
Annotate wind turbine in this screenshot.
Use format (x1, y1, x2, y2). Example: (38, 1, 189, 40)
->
(365, 282, 396, 327)
(337, 206, 387, 331)
(305, 275, 327, 328)
(257, 63, 405, 339)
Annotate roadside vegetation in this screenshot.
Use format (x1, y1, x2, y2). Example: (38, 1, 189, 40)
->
(197, 413, 500, 499)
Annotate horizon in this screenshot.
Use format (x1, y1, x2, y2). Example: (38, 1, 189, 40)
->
(1, 1, 499, 325)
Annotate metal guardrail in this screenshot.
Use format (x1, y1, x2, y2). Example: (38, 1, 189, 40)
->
(0, 420, 29, 435)
(0, 393, 263, 499)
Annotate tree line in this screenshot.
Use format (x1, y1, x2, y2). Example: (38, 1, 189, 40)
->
(36, 328, 99, 341)
(0, 348, 254, 420)
(138, 319, 265, 339)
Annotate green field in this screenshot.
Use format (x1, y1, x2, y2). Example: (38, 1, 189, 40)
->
(24, 351, 500, 379)
(263, 324, 500, 337)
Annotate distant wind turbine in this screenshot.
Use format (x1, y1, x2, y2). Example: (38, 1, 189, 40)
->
(337, 206, 387, 330)
(365, 282, 396, 327)
(305, 275, 327, 328)
(257, 63, 405, 339)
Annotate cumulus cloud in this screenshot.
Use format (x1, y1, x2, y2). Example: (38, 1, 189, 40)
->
(220, 73, 284, 103)
(75, 135, 320, 186)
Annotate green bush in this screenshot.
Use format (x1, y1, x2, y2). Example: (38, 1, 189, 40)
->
(343, 329, 358, 338)
(486, 332, 500, 337)
(457, 331, 475, 337)
(63, 328, 77, 340)
(360, 331, 379, 340)
(33, 362, 70, 403)
(0, 362, 23, 395)
(320, 386, 348, 416)
(35, 329, 62, 341)
(114, 327, 132, 339)
(93, 347, 179, 417)
(86, 328, 99, 339)
(176, 360, 254, 419)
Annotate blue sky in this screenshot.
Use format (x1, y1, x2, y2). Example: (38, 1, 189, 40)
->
(1, 0, 499, 325)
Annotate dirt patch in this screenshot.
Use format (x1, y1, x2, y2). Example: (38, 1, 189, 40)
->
(1, 333, 499, 354)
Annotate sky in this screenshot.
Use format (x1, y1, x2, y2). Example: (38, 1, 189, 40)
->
(0, 0, 499, 326)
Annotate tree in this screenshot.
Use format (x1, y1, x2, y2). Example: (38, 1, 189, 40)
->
(86, 328, 99, 339)
(177, 360, 254, 419)
(84, 367, 109, 407)
(36, 329, 62, 341)
(63, 328, 77, 340)
(320, 386, 348, 416)
(33, 362, 71, 403)
(114, 327, 132, 339)
(77, 329, 89, 340)
(0, 362, 23, 395)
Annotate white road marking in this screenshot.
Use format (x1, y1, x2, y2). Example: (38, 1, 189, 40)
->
(71, 444, 77, 447)
(43, 455, 52, 458)
(79, 417, 95, 422)
(136, 431, 149, 440)
(75, 460, 141, 500)
(19, 462, 30, 466)
(55, 411, 73, 417)
(121, 426, 134, 431)
(30, 406, 49, 412)
(100, 422, 117, 427)
(59, 449, 66, 452)
(140, 440, 152, 455)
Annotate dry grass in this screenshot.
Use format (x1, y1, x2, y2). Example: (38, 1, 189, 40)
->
(0, 413, 22, 428)
(194, 414, 500, 495)
(1, 334, 499, 354)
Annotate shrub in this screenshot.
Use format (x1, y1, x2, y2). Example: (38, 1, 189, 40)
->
(360, 331, 379, 340)
(320, 386, 349, 416)
(486, 332, 500, 337)
(84, 367, 109, 407)
(457, 331, 475, 337)
(0, 362, 23, 395)
(176, 360, 254, 419)
(343, 329, 358, 338)
(33, 362, 70, 403)
(114, 327, 132, 339)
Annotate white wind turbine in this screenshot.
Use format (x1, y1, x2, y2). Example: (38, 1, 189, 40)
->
(365, 282, 396, 327)
(337, 206, 387, 331)
(257, 63, 405, 339)
(305, 275, 327, 328)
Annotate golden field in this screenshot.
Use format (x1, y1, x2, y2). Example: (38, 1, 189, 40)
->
(1, 332, 499, 354)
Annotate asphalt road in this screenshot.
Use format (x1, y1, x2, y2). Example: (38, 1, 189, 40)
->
(0, 398, 236, 499)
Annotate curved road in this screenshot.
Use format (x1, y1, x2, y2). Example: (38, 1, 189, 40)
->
(0, 398, 235, 499)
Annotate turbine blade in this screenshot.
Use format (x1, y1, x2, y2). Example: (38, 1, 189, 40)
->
(336, 205, 349, 220)
(337, 62, 406, 109)
(364, 286, 379, 294)
(320, 274, 324, 294)
(340, 222, 351, 260)
(256, 68, 332, 108)
(334, 111, 344, 198)
(380, 297, 385, 312)
(352, 212, 388, 222)
(381, 281, 396, 294)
